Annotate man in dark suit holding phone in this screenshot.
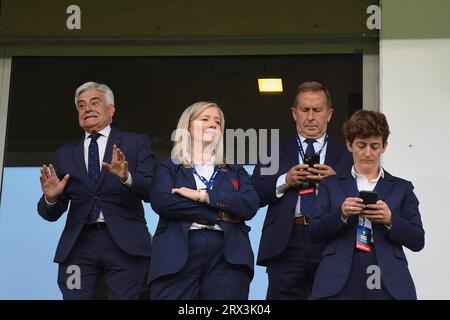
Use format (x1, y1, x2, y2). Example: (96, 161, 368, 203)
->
(37, 82, 154, 299)
(252, 81, 353, 299)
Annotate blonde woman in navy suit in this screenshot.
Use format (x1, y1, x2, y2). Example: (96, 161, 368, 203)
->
(149, 102, 260, 300)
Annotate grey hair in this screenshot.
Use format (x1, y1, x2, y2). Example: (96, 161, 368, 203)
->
(74, 81, 115, 107)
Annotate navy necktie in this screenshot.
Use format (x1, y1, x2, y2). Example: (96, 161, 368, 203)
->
(87, 132, 101, 223)
(300, 138, 317, 218)
(304, 138, 316, 157)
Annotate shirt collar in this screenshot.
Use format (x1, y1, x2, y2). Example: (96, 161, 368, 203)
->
(298, 133, 326, 148)
(185, 153, 216, 166)
(84, 125, 111, 140)
(351, 165, 385, 182)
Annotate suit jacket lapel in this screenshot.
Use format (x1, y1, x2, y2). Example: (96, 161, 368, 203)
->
(339, 168, 394, 199)
(340, 172, 359, 198)
(180, 166, 197, 189)
(72, 138, 93, 191)
(324, 136, 340, 166)
(286, 138, 300, 168)
(288, 136, 339, 167)
(96, 128, 122, 190)
(180, 163, 227, 191)
(373, 169, 395, 201)
(210, 166, 227, 191)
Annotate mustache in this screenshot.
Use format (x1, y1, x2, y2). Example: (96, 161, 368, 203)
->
(303, 120, 319, 126)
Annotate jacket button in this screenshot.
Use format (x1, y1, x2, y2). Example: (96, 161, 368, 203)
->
(94, 196, 99, 200)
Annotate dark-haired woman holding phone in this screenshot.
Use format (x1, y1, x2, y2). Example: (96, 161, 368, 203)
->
(310, 110, 424, 300)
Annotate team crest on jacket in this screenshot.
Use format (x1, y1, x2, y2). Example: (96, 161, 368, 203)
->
(231, 179, 239, 190)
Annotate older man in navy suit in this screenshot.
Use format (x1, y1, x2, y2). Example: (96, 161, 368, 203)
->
(252, 81, 353, 299)
(37, 82, 154, 299)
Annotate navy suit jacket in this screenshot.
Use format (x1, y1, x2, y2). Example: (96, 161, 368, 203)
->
(251, 136, 353, 266)
(309, 170, 425, 300)
(148, 158, 260, 283)
(37, 128, 154, 263)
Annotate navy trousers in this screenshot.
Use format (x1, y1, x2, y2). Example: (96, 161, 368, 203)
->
(151, 229, 251, 300)
(326, 248, 394, 300)
(57, 223, 149, 300)
(266, 224, 324, 300)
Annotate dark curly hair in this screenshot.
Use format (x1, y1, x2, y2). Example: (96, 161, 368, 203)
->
(343, 110, 390, 145)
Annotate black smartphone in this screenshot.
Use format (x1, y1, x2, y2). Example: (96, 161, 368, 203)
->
(303, 154, 320, 168)
(359, 190, 378, 205)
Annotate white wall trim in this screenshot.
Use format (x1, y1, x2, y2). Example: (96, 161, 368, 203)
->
(363, 54, 380, 111)
(0, 53, 12, 194)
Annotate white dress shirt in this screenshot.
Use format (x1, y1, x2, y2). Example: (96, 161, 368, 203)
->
(351, 166, 384, 195)
(275, 133, 327, 217)
(46, 125, 132, 223)
(185, 154, 223, 231)
(351, 165, 385, 236)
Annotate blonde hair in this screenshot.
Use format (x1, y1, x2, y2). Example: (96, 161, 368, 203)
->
(171, 101, 225, 167)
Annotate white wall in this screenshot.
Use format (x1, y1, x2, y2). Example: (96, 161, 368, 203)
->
(363, 54, 380, 111)
(380, 38, 450, 299)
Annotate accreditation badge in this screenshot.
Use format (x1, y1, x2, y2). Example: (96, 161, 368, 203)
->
(356, 217, 372, 252)
(298, 182, 316, 196)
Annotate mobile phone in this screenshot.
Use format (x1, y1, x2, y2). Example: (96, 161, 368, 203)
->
(303, 154, 320, 168)
(359, 190, 378, 205)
